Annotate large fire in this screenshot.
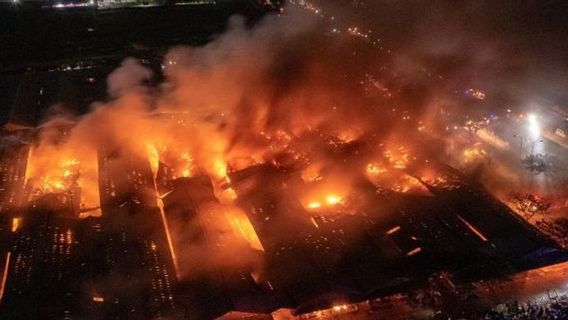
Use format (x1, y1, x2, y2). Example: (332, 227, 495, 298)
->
(26, 157, 79, 195)
(9, 6, 557, 287)
(24, 143, 101, 217)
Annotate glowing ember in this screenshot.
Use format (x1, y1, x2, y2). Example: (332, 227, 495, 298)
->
(458, 215, 489, 242)
(310, 216, 320, 228)
(304, 193, 344, 211)
(366, 163, 387, 176)
(367, 168, 431, 196)
(220, 187, 238, 202)
(0, 252, 11, 302)
(384, 146, 410, 169)
(325, 194, 343, 205)
(334, 128, 361, 144)
(179, 152, 193, 177)
(333, 304, 348, 312)
(225, 206, 264, 252)
(11, 218, 21, 233)
(386, 226, 401, 235)
(462, 145, 487, 163)
(301, 164, 323, 183)
(406, 247, 422, 256)
(307, 201, 322, 209)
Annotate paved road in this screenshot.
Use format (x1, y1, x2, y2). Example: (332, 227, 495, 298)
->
(474, 261, 568, 306)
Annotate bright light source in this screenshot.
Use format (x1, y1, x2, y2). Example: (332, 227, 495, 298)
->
(528, 113, 540, 139)
(325, 195, 342, 205)
(307, 201, 322, 209)
(386, 226, 401, 235)
(11, 218, 21, 233)
(406, 247, 422, 256)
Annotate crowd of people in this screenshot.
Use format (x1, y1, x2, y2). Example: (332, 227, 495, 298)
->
(483, 294, 568, 320)
(536, 218, 568, 249)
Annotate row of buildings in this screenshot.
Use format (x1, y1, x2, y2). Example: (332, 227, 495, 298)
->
(0, 130, 179, 319)
(0, 126, 566, 319)
(0, 0, 283, 11)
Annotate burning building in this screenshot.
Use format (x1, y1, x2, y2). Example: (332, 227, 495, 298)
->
(1, 2, 568, 319)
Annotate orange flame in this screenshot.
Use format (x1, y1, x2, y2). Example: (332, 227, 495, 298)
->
(225, 206, 264, 252)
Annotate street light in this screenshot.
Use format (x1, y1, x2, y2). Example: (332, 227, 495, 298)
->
(528, 113, 541, 139)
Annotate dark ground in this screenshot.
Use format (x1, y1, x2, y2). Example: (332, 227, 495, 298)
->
(0, 2, 269, 69)
(0, 2, 274, 126)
